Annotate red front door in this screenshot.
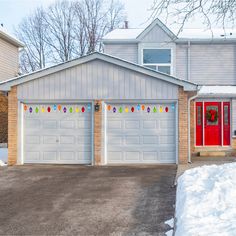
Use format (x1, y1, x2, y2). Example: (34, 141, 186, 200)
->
(204, 102, 221, 145)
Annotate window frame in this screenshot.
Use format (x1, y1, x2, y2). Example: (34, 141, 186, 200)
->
(141, 48, 173, 75)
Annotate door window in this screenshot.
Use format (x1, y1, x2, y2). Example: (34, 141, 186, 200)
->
(224, 105, 229, 125)
(197, 106, 202, 125)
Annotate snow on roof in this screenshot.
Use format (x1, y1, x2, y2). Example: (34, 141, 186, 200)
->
(177, 28, 236, 39)
(103, 25, 236, 42)
(199, 86, 236, 96)
(0, 26, 24, 47)
(103, 28, 144, 40)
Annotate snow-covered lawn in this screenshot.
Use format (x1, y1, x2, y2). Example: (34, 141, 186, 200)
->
(175, 163, 236, 236)
(0, 148, 8, 166)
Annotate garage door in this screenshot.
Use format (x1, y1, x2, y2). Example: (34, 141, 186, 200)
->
(23, 103, 92, 164)
(106, 103, 176, 164)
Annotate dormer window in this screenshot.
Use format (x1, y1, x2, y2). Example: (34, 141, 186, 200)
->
(143, 49, 172, 75)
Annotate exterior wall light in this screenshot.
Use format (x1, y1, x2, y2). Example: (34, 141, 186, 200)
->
(94, 103, 100, 112)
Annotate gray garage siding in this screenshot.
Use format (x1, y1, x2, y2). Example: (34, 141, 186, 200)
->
(17, 59, 178, 100)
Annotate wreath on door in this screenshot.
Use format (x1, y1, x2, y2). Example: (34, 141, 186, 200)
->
(206, 109, 218, 122)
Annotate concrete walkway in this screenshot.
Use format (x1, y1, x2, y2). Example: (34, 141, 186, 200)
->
(175, 156, 236, 183)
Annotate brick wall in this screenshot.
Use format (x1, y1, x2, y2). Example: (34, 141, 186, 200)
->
(8, 86, 18, 165)
(178, 88, 188, 164)
(0, 92, 8, 143)
(94, 100, 102, 165)
(190, 100, 195, 153)
(178, 88, 197, 164)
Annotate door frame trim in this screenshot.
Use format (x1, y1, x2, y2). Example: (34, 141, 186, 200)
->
(103, 99, 178, 164)
(18, 100, 94, 165)
(194, 99, 231, 147)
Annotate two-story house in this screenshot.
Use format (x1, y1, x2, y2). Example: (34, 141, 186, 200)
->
(0, 26, 24, 144)
(103, 18, 236, 161)
(0, 18, 233, 166)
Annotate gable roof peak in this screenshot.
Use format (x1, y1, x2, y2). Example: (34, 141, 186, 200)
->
(137, 18, 177, 40)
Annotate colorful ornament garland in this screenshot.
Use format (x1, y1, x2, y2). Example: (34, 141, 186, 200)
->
(24, 104, 90, 114)
(106, 104, 174, 113)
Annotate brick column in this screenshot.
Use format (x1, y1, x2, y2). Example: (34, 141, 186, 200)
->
(94, 100, 102, 165)
(8, 86, 18, 165)
(0, 92, 8, 143)
(178, 88, 188, 164)
(178, 88, 197, 164)
(190, 100, 195, 153)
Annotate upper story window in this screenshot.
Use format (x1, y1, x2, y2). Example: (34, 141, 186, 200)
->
(143, 49, 172, 75)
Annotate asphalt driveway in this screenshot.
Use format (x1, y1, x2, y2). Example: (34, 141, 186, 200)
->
(0, 165, 176, 236)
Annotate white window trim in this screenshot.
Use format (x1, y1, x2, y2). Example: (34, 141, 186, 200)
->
(138, 42, 176, 76)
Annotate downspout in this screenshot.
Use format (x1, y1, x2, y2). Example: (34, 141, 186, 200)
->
(188, 92, 199, 163)
(187, 40, 191, 81)
(187, 39, 198, 163)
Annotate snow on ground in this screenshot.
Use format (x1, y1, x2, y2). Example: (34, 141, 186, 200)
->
(165, 218, 174, 235)
(0, 148, 8, 166)
(165, 229, 173, 236)
(175, 163, 236, 236)
(0, 160, 7, 166)
(165, 218, 174, 228)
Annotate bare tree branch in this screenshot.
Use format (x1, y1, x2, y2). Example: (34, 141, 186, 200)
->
(150, 0, 236, 33)
(16, 0, 125, 73)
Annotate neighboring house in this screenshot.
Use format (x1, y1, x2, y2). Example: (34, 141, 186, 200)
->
(0, 26, 24, 144)
(103, 18, 236, 160)
(0, 18, 233, 166)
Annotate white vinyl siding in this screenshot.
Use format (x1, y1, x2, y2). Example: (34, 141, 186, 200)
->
(0, 37, 19, 81)
(140, 25, 172, 43)
(176, 43, 236, 85)
(104, 43, 138, 64)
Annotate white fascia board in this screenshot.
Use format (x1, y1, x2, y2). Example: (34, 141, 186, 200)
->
(0, 52, 198, 92)
(176, 38, 236, 44)
(102, 39, 140, 43)
(0, 32, 24, 48)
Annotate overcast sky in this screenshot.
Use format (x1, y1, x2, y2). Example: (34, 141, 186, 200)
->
(0, 0, 159, 34)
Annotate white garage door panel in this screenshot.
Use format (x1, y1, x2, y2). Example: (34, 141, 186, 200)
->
(23, 104, 92, 164)
(106, 103, 176, 164)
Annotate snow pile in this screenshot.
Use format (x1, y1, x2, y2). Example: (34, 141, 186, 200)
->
(0, 148, 8, 166)
(165, 218, 174, 236)
(0, 160, 7, 166)
(176, 163, 236, 236)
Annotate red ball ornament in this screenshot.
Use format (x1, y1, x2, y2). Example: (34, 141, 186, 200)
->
(165, 107, 169, 112)
(82, 107, 85, 113)
(47, 107, 51, 112)
(131, 107, 134, 112)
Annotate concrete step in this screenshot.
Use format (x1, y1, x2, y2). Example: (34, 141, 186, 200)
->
(199, 151, 226, 157)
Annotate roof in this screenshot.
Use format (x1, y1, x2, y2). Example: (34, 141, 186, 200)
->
(103, 28, 143, 41)
(199, 86, 236, 97)
(102, 18, 236, 43)
(103, 18, 177, 43)
(0, 52, 198, 92)
(0, 26, 24, 47)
